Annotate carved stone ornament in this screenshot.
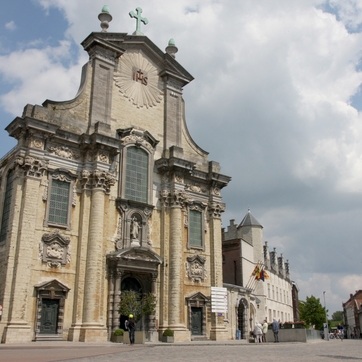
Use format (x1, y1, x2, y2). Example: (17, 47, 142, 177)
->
(81, 169, 116, 193)
(30, 137, 44, 150)
(175, 173, 184, 183)
(48, 145, 77, 160)
(208, 202, 226, 218)
(212, 186, 221, 196)
(185, 255, 207, 282)
(98, 150, 109, 163)
(16, 155, 47, 178)
(121, 134, 154, 153)
(39, 229, 71, 268)
(185, 183, 207, 194)
(113, 215, 123, 250)
(114, 50, 163, 108)
(42, 179, 49, 201)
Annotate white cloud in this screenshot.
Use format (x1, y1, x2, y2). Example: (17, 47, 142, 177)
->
(297, 273, 362, 314)
(5, 21, 16, 31)
(0, 41, 87, 116)
(329, 0, 362, 31)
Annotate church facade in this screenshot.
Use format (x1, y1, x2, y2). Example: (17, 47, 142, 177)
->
(0, 7, 230, 343)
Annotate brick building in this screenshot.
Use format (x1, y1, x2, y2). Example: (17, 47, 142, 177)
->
(343, 290, 362, 338)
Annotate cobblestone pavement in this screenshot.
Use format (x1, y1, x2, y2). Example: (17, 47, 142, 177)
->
(0, 340, 361, 362)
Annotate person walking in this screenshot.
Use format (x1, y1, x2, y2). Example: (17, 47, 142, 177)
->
(262, 319, 268, 343)
(254, 321, 263, 343)
(337, 323, 344, 341)
(128, 314, 136, 345)
(272, 318, 279, 343)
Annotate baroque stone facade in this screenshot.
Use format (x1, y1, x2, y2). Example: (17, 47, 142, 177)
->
(0, 8, 230, 343)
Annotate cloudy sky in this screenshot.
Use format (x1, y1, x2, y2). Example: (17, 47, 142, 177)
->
(1, 0, 362, 315)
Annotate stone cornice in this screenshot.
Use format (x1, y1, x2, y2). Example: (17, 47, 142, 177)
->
(156, 157, 230, 190)
(81, 34, 125, 65)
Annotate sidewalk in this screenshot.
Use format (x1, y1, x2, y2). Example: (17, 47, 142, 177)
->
(0, 338, 355, 362)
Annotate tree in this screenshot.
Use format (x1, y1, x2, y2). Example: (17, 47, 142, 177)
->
(118, 290, 156, 324)
(332, 311, 343, 322)
(299, 295, 327, 330)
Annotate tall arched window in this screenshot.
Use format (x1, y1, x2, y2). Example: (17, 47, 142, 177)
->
(125, 147, 148, 203)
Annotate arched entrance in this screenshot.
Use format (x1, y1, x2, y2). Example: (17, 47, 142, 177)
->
(119, 277, 142, 331)
(106, 247, 163, 341)
(237, 298, 249, 339)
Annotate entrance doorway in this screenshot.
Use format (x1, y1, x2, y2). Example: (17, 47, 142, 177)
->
(119, 277, 142, 331)
(238, 301, 246, 339)
(40, 299, 59, 334)
(191, 307, 202, 335)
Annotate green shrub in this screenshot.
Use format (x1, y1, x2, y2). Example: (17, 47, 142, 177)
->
(163, 328, 174, 337)
(114, 328, 124, 336)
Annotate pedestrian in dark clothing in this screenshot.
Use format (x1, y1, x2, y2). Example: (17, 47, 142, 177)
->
(272, 318, 279, 342)
(128, 314, 136, 345)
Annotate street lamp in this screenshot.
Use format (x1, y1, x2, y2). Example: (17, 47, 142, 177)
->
(323, 291, 329, 341)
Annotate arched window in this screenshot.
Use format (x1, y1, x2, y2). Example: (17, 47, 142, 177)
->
(125, 147, 148, 203)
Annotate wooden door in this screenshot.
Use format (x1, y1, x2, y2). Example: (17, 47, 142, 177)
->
(40, 299, 59, 334)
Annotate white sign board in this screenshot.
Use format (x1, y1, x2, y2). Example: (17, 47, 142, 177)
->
(211, 287, 228, 313)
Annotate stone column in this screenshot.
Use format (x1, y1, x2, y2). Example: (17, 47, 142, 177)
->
(208, 202, 229, 341)
(68, 188, 91, 341)
(147, 273, 158, 342)
(2, 157, 46, 343)
(167, 190, 190, 341)
(79, 170, 115, 342)
(168, 202, 182, 327)
(158, 190, 169, 330)
(107, 267, 115, 338)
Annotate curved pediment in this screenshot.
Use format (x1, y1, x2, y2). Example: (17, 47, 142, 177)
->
(108, 247, 163, 268)
(35, 279, 70, 293)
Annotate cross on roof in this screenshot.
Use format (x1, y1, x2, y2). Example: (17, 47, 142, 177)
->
(129, 7, 148, 35)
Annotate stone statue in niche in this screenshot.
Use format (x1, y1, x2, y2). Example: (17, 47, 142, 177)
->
(131, 217, 139, 240)
(130, 216, 141, 247)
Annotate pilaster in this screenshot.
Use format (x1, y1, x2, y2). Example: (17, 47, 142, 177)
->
(2, 156, 46, 343)
(208, 201, 229, 341)
(79, 169, 115, 342)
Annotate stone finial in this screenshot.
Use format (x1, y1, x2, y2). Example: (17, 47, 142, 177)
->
(165, 38, 178, 59)
(129, 7, 148, 35)
(98, 5, 112, 32)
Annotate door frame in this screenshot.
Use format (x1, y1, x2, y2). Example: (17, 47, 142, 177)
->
(186, 292, 209, 340)
(34, 279, 70, 341)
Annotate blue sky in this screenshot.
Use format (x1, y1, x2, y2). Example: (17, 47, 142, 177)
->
(1, 0, 362, 315)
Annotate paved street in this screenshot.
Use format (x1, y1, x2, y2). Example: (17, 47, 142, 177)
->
(0, 339, 361, 362)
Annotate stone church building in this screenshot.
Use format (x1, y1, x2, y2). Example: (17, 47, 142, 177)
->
(0, 7, 231, 343)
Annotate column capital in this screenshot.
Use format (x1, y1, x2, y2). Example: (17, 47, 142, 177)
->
(208, 202, 225, 219)
(81, 169, 116, 193)
(159, 189, 190, 208)
(15, 155, 47, 178)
